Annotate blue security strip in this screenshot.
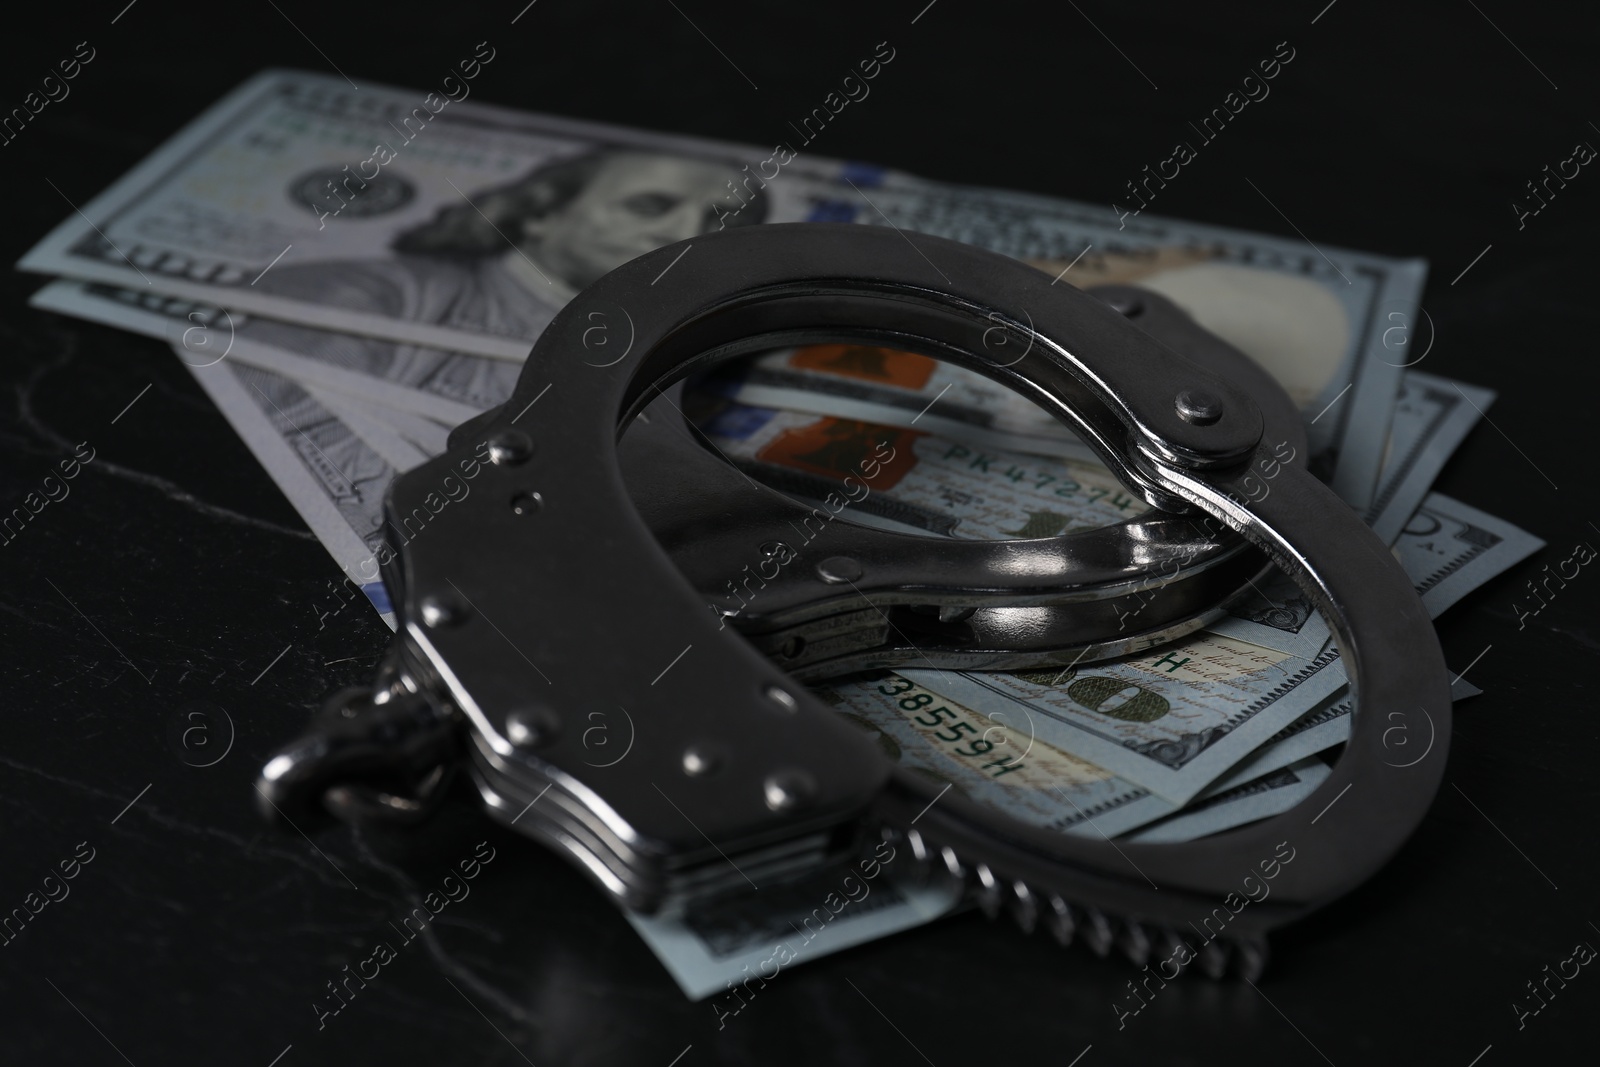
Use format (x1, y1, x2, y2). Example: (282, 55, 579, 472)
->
(806, 200, 859, 223)
(703, 402, 777, 441)
(361, 581, 393, 615)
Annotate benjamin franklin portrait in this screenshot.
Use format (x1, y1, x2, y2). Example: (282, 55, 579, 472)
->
(249, 148, 768, 343)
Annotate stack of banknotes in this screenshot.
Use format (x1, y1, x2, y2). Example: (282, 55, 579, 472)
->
(19, 70, 1542, 998)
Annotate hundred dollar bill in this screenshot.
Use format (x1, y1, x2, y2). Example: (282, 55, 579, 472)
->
(17, 69, 889, 360)
(699, 402, 1150, 540)
(331, 391, 448, 457)
(1206, 375, 1497, 655)
(1194, 675, 1481, 793)
(823, 672, 1175, 837)
(712, 274, 1373, 477)
(1400, 492, 1544, 616)
(1365, 373, 1495, 545)
(19, 68, 1423, 502)
(30, 280, 512, 427)
(308, 383, 433, 470)
(822, 671, 1349, 838)
(714, 226, 1418, 507)
(1204, 568, 1330, 660)
(852, 181, 1425, 509)
(919, 493, 1538, 803)
(705, 344, 1100, 465)
(1124, 757, 1330, 844)
(904, 635, 1346, 806)
(627, 865, 961, 1002)
(179, 355, 399, 626)
(30, 279, 464, 468)
(1174, 494, 1534, 784)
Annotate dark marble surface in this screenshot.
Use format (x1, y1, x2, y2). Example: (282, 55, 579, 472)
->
(3, 2, 1598, 1064)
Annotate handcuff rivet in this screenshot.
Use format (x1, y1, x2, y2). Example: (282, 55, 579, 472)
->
(419, 596, 464, 629)
(506, 707, 562, 749)
(486, 430, 534, 466)
(511, 491, 544, 516)
(763, 769, 817, 812)
(1174, 389, 1224, 426)
(816, 556, 864, 584)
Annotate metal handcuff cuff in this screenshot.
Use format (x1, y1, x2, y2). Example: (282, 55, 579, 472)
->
(257, 223, 1451, 979)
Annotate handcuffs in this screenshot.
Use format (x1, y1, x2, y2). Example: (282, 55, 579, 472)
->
(258, 223, 1451, 980)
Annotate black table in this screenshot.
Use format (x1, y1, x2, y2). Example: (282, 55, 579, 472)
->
(3, 2, 1596, 1064)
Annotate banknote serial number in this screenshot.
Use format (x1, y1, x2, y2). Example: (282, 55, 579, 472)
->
(939, 445, 1140, 510)
(878, 677, 1022, 777)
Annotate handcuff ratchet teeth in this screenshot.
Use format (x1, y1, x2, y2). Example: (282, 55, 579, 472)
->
(257, 223, 1451, 979)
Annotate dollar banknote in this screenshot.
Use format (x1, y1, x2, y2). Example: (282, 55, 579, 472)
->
(1400, 492, 1545, 616)
(180, 356, 399, 626)
(1204, 567, 1331, 659)
(1204, 371, 1494, 656)
(803, 178, 1423, 507)
(19, 68, 1424, 502)
(905, 493, 1541, 803)
(627, 866, 962, 1001)
(1364, 373, 1495, 545)
(31, 280, 513, 426)
(1171, 639, 1487, 796)
(1229, 692, 1356, 785)
(1123, 757, 1330, 844)
(705, 344, 1100, 465)
(17, 70, 890, 359)
(309, 383, 436, 469)
(818, 671, 1324, 842)
(699, 402, 1149, 540)
(904, 634, 1345, 806)
(1208, 675, 1482, 795)
(1144, 498, 1516, 786)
